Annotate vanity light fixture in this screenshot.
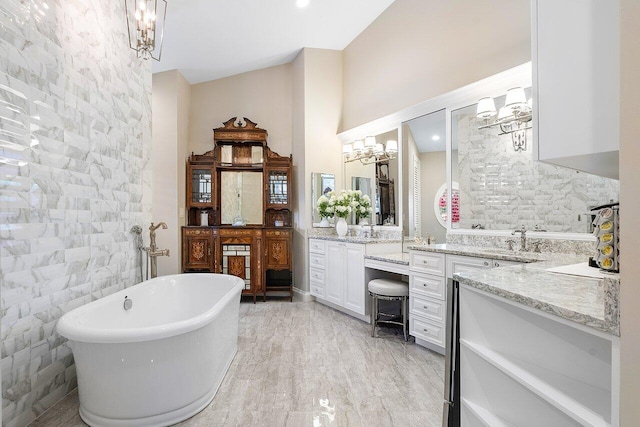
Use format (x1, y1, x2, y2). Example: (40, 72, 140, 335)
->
(125, 0, 167, 61)
(343, 138, 397, 165)
(477, 87, 532, 152)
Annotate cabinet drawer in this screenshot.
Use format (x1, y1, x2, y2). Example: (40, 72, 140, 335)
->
(309, 267, 325, 284)
(183, 227, 212, 237)
(309, 253, 325, 269)
(309, 239, 325, 254)
(410, 294, 445, 323)
(492, 259, 522, 268)
(447, 254, 492, 279)
(410, 273, 446, 300)
(410, 251, 445, 276)
(310, 281, 325, 298)
(410, 316, 445, 347)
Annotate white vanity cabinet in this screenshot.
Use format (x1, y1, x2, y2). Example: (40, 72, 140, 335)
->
(309, 238, 400, 321)
(532, 0, 619, 179)
(409, 250, 524, 354)
(459, 285, 618, 426)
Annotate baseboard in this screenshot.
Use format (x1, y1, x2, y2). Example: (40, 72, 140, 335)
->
(292, 287, 314, 302)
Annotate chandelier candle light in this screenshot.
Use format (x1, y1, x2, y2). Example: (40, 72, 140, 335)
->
(343, 138, 398, 164)
(125, 0, 167, 61)
(477, 87, 532, 152)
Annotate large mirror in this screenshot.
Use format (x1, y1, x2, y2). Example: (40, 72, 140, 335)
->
(451, 89, 619, 233)
(344, 129, 399, 226)
(311, 172, 336, 226)
(402, 109, 447, 242)
(220, 171, 263, 225)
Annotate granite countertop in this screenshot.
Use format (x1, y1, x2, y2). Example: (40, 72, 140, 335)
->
(309, 236, 402, 244)
(364, 252, 409, 266)
(406, 243, 620, 336)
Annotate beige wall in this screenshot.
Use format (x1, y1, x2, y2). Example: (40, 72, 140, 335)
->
(342, 0, 531, 131)
(292, 48, 344, 292)
(419, 151, 447, 243)
(152, 70, 191, 276)
(619, 0, 640, 423)
(189, 64, 293, 156)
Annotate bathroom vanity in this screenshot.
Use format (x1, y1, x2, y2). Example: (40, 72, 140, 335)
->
(407, 244, 536, 354)
(453, 259, 620, 426)
(182, 118, 293, 302)
(308, 237, 401, 321)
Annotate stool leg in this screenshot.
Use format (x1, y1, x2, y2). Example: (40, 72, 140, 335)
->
(370, 294, 375, 337)
(402, 296, 408, 342)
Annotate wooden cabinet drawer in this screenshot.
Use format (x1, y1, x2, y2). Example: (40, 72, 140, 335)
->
(183, 227, 212, 237)
(410, 251, 445, 276)
(309, 239, 325, 254)
(309, 267, 325, 284)
(410, 316, 445, 347)
(410, 294, 445, 323)
(410, 273, 446, 300)
(309, 253, 326, 269)
(310, 281, 325, 298)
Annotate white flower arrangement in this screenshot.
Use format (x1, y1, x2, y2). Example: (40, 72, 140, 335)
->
(317, 189, 373, 221)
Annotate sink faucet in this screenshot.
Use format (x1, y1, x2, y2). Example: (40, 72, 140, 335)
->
(145, 222, 170, 279)
(511, 225, 527, 252)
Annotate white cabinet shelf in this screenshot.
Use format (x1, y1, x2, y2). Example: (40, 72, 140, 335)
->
(459, 285, 618, 426)
(461, 339, 610, 427)
(461, 398, 511, 427)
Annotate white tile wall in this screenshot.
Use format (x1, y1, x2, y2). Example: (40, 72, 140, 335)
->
(0, 0, 151, 425)
(456, 114, 619, 233)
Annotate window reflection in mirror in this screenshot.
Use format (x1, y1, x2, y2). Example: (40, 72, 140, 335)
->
(402, 109, 447, 243)
(311, 172, 335, 226)
(344, 129, 399, 226)
(220, 171, 263, 225)
(452, 88, 619, 233)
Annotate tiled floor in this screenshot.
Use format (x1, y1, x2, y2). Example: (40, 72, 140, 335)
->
(29, 301, 444, 426)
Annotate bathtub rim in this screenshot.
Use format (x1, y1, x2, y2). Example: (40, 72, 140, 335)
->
(57, 273, 244, 344)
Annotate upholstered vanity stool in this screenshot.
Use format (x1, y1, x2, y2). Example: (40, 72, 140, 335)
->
(368, 278, 409, 341)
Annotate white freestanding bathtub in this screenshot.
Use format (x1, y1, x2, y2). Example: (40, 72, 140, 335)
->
(57, 273, 244, 427)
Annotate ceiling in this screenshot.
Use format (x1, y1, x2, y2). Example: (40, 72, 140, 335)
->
(152, 0, 395, 84)
(406, 110, 449, 153)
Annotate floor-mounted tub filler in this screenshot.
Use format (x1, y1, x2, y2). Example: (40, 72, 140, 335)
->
(57, 273, 244, 427)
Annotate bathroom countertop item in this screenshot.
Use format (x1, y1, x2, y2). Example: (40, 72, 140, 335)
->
(309, 236, 403, 244)
(364, 252, 409, 266)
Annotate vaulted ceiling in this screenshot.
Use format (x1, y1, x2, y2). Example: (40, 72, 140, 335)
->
(152, 0, 395, 84)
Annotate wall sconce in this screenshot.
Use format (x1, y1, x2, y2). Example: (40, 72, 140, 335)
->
(125, 0, 167, 61)
(343, 139, 398, 164)
(477, 87, 532, 152)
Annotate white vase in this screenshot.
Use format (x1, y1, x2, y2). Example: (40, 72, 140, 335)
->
(320, 217, 330, 228)
(336, 217, 348, 237)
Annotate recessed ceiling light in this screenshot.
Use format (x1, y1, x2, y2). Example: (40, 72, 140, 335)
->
(432, 135, 441, 141)
(296, 0, 310, 8)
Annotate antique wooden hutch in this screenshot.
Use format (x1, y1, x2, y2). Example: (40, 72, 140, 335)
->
(182, 117, 293, 302)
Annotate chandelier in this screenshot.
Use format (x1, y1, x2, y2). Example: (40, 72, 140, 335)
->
(477, 87, 532, 152)
(125, 0, 167, 61)
(343, 136, 398, 165)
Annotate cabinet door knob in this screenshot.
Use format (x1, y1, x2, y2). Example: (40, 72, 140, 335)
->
(423, 329, 429, 333)
(483, 261, 489, 266)
(494, 261, 500, 267)
(423, 305, 429, 310)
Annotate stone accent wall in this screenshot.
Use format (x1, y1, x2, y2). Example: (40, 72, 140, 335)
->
(0, 1, 151, 425)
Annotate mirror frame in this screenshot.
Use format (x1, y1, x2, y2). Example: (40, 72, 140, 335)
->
(339, 62, 597, 241)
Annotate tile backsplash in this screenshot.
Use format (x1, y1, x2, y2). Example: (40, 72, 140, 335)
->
(0, 0, 151, 426)
(455, 114, 619, 233)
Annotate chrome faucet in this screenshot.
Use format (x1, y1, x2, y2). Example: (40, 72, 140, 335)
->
(511, 225, 527, 252)
(145, 222, 170, 279)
